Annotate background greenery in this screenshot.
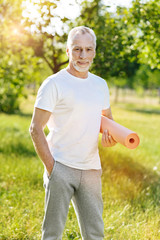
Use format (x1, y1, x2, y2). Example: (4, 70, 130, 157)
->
(0, 0, 160, 113)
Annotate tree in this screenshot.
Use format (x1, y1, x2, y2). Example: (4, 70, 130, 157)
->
(0, 0, 44, 113)
(22, 0, 70, 73)
(126, 0, 160, 98)
(129, 0, 160, 70)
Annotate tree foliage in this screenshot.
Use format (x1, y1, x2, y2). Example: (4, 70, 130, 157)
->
(22, 0, 70, 73)
(0, 0, 44, 113)
(129, 0, 160, 69)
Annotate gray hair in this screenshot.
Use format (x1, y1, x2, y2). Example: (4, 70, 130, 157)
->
(67, 26, 96, 49)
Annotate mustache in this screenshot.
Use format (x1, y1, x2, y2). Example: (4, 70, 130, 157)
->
(76, 61, 90, 63)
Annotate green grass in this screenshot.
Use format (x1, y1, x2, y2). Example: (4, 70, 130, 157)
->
(0, 97, 160, 239)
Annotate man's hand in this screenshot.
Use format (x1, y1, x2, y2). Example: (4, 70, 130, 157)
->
(47, 159, 55, 177)
(101, 129, 117, 147)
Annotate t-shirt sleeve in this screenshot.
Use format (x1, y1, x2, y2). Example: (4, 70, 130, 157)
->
(34, 78, 58, 113)
(103, 81, 110, 110)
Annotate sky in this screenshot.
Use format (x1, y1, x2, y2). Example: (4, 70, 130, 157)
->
(54, 0, 134, 18)
(102, 0, 133, 12)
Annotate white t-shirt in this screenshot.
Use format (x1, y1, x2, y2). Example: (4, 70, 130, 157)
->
(34, 69, 110, 170)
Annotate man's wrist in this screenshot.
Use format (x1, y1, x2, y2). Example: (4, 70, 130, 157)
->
(46, 158, 55, 176)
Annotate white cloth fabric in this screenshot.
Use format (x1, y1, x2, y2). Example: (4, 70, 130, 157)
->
(34, 69, 110, 170)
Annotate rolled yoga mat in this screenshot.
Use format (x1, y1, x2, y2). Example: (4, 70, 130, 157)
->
(100, 115, 140, 149)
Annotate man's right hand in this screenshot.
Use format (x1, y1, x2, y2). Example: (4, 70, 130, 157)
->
(47, 159, 55, 177)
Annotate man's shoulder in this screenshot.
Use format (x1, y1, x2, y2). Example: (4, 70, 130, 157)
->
(47, 69, 65, 80)
(43, 69, 66, 85)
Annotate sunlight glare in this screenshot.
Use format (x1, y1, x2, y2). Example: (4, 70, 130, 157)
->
(22, 0, 81, 20)
(13, 29, 19, 34)
(22, 0, 81, 35)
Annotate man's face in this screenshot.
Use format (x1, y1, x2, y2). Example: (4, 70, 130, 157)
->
(67, 33, 96, 73)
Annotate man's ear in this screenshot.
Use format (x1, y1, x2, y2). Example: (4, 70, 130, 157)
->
(66, 47, 69, 57)
(93, 49, 96, 58)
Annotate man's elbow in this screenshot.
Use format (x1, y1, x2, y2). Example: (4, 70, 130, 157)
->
(29, 123, 38, 139)
(29, 123, 33, 137)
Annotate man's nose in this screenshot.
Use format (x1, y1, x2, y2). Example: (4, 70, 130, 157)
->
(80, 49, 86, 59)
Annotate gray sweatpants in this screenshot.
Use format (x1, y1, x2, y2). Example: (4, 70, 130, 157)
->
(42, 161, 104, 240)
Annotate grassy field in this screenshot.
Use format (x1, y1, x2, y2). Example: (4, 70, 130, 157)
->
(0, 95, 160, 240)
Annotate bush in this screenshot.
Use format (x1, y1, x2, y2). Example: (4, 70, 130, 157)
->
(0, 49, 44, 113)
(0, 54, 26, 113)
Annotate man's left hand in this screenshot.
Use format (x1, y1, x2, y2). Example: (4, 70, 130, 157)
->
(101, 129, 117, 147)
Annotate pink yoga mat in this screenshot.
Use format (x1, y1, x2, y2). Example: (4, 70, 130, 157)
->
(100, 116, 140, 149)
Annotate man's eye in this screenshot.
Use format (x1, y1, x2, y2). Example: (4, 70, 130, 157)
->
(75, 48, 80, 51)
(87, 48, 92, 51)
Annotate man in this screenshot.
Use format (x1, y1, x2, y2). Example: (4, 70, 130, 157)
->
(29, 26, 116, 240)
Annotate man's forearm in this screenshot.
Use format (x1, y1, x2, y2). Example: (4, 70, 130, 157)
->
(101, 107, 114, 120)
(29, 126, 54, 175)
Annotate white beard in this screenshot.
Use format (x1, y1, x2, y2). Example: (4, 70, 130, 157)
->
(72, 60, 92, 73)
